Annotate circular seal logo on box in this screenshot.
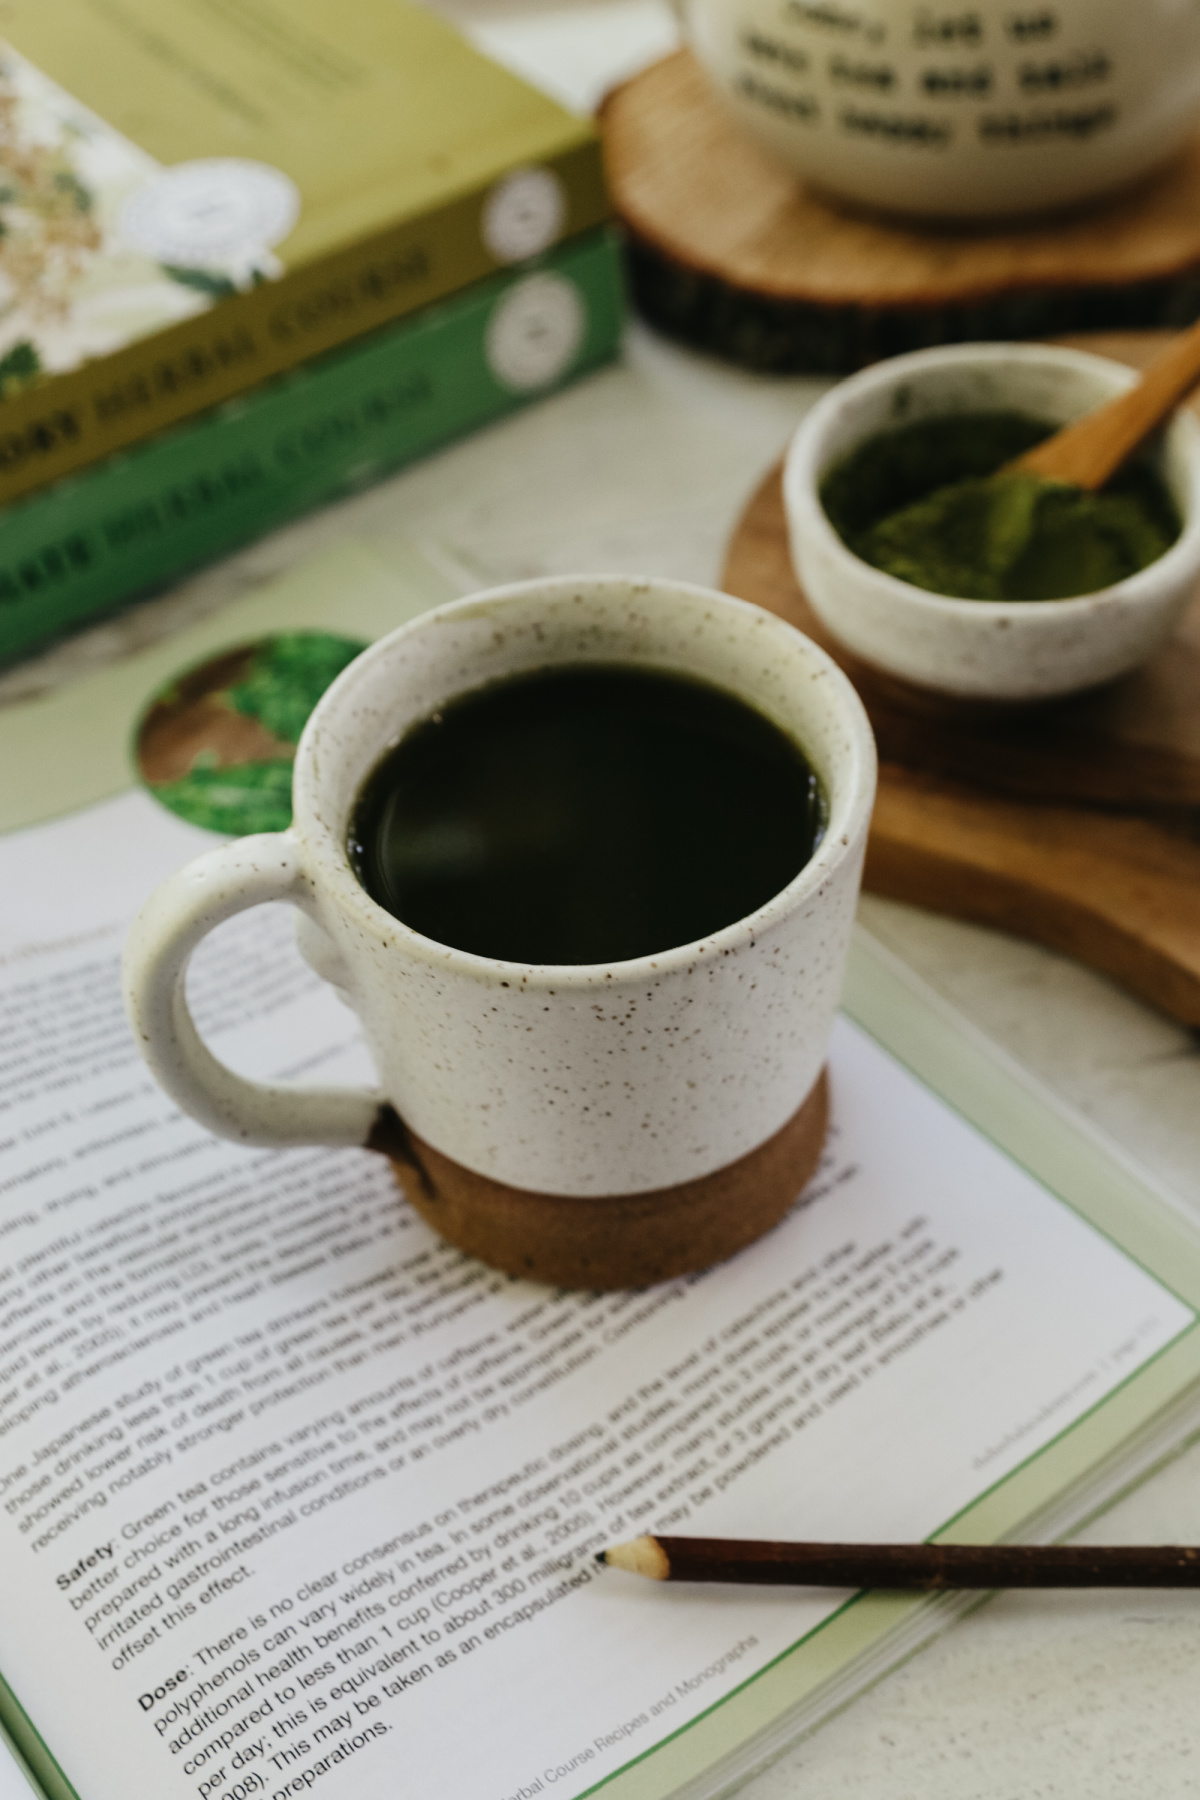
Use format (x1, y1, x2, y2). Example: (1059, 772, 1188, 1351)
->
(482, 167, 566, 263)
(485, 272, 586, 391)
(120, 158, 300, 268)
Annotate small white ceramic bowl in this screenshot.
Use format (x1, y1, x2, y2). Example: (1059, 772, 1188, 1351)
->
(783, 342, 1200, 703)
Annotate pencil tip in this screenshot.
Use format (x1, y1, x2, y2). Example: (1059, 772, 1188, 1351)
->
(595, 1550, 609, 1567)
(600, 1536, 671, 1580)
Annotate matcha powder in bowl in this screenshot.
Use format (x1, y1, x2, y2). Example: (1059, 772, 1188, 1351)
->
(819, 412, 1181, 603)
(783, 342, 1200, 702)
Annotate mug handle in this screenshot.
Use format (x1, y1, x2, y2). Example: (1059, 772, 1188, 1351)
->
(122, 833, 382, 1150)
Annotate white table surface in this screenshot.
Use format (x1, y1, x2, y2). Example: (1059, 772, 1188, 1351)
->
(4, 4, 1199, 1791)
(0, 1737, 33, 1800)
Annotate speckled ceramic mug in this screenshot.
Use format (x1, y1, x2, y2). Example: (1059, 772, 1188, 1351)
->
(122, 578, 876, 1288)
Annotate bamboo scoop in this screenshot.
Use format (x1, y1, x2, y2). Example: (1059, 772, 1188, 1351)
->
(1013, 318, 1200, 489)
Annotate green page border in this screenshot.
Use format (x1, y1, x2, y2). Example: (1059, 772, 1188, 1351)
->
(0, 1679, 72, 1800)
(0, 1710, 45, 1800)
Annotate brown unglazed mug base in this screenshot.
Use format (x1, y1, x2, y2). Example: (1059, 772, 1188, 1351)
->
(369, 1069, 829, 1290)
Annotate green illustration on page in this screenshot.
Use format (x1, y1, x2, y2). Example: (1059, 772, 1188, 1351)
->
(135, 630, 366, 834)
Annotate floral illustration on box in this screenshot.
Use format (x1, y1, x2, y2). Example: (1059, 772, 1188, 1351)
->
(136, 632, 367, 835)
(0, 44, 280, 394)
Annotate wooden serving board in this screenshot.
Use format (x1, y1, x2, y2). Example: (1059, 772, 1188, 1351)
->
(602, 52, 1200, 374)
(720, 337, 1200, 1026)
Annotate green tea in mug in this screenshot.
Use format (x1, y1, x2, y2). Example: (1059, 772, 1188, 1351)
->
(349, 663, 826, 965)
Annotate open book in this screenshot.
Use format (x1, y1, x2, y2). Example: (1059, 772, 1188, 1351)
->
(1, 548, 1199, 1800)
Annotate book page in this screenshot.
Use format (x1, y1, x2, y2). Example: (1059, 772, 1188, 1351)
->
(0, 789, 1194, 1800)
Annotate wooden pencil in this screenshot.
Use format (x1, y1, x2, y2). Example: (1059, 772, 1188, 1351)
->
(597, 1535, 1200, 1589)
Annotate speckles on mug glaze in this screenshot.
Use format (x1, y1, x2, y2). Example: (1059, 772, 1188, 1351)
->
(281, 577, 876, 1195)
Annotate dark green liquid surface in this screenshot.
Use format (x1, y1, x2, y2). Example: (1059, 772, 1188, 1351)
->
(349, 664, 825, 965)
(820, 411, 1181, 601)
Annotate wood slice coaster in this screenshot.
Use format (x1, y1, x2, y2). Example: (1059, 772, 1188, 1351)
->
(601, 51, 1200, 373)
(720, 336, 1200, 1026)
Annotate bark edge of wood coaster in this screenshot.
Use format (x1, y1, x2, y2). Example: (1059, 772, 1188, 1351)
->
(383, 1070, 829, 1290)
(602, 53, 1200, 374)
